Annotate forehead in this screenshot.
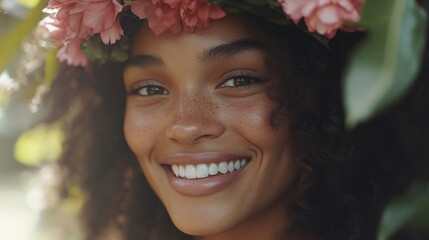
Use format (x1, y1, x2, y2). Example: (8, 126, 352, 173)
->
(131, 15, 256, 56)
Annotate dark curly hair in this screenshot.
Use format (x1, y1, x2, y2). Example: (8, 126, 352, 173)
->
(39, 13, 429, 240)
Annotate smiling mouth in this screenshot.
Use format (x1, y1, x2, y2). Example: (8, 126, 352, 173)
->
(170, 158, 250, 180)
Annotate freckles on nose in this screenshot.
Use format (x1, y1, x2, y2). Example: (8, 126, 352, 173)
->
(179, 94, 217, 116)
(167, 93, 224, 143)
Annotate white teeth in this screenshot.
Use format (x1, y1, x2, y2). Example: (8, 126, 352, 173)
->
(208, 163, 218, 175)
(172, 165, 179, 177)
(171, 158, 249, 179)
(241, 159, 247, 167)
(178, 165, 186, 177)
(196, 164, 209, 178)
(228, 162, 235, 173)
(185, 165, 196, 179)
(234, 160, 240, 170)
(218, 162, 228, 174)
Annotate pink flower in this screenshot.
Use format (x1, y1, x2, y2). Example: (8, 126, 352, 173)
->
(57, 39, 89, 67)
(43, 0, 124, 44)
(38, 16, 67, 45)
(279, 0, 363, 38)
(81, 0, 124, 44)
(127, 0, 226, 35)
(40, 0, 125, 66)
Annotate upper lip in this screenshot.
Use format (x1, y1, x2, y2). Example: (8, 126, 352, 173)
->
(160, 151, 251, 166)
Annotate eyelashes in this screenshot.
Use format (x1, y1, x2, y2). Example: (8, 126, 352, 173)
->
(221, 69, 265, 85)
(221, 77, 257, 88)
(126, 70, 266, 97)
(127, 80, 168, 96)
(129, 85, 169, 96)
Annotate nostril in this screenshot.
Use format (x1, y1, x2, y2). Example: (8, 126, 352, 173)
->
(166, 116, 225, 144)
(194, 134, 216, 142)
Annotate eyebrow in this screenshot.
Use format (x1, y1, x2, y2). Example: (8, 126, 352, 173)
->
(125, 39, 265, 69)
(199, 39, 265, 63)
(125, 54, 164, 68)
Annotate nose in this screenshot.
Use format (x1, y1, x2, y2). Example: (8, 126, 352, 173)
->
(166, 93, 224, 145)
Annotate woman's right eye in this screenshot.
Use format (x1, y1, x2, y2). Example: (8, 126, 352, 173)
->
(129, 85, 169, 96)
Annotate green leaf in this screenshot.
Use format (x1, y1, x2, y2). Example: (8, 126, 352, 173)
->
(45, 46, 59, 86)
(0, 0, 45, 74)
(18, 0, 42, 8)
(82, 36, 110, 64)
(110, 44, 129, 63)
(344, 0, 427, 127)
(110, 36, 130, 62)
(377, 183, 429, 240)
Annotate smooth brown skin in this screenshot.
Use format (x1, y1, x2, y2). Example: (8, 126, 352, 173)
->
(123, 15, 299, 240)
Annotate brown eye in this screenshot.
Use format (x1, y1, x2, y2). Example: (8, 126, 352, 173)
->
(137, 85, 169, 96)
(221, 77, 258, 88)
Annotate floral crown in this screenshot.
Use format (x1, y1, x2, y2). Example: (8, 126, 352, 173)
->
(39, 0, 363, 67)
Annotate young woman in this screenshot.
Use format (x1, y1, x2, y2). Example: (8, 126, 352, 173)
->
(37, 1, 429, 240)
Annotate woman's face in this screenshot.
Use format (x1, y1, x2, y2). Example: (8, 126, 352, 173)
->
(124, 16, 297, 236)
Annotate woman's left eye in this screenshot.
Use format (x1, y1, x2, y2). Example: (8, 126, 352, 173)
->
(220, 76, 258, 88)
(137, 85, 168, 96)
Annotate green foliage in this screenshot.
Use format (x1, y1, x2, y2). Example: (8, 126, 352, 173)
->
(44, 47, 60, 86)
(18, 0, 43, 8)
(82, 35, 130, 65)
(344, 0, 427, 127)
(378, 183, 429, 240)
(0, 0, 46, 74)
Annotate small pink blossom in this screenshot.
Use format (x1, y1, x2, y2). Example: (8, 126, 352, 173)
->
(128, 0, 226, 35)
(279, 0, 363, 38)
(57, 39, 89, 67)
(82, 0, 124, 44)
(38, 16, 67, 45)
(43, 0, 124, 44)
(40, 0, 124, 66)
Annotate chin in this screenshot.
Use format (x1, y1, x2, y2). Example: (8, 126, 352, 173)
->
(170, 211, 240, 237)
(160, 192, 252, 237)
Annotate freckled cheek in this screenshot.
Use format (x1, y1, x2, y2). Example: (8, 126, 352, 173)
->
(123, 105, 164, 159)
(225, 100, 273, 134)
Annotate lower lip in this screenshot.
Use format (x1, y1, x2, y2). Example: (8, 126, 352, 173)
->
(163, 164, 248, 197)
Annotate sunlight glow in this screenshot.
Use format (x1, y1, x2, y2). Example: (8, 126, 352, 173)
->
(0, 190, 39, 240)
(0, 71, 14, 91)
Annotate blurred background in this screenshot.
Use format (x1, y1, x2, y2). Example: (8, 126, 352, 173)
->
(0, 0, 83, 239)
